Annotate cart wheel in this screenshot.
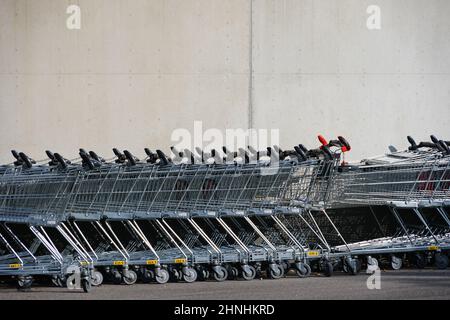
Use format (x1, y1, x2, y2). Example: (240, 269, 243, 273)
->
(227, 266, 239, 280)
(91, 270, 104, 286)
(141, 269, 154, 283)
(51, 276, 64, 287)
(82, 278, 91, 293)
(169, 268, 182, 282)
(213, 266, 228, 282)
(268, 263, 284, 279)
(183, 268, 198, 283)
(367, 256, 378, 267)
(123, 270, 138, 285)
(17, 277, 33, 291)
(435, 254, 449, 269)
(281, 261, 290, 273)
(295, 263, 311, 278)
(413, 253, 427, 269)
(391, 256, 403, 270)
(345, 258, 358, 275)
(241, 265, 256, 281)
(155, 269, 170, 284)
(322, 261, 333, 277)
(195, 266, 208, 281)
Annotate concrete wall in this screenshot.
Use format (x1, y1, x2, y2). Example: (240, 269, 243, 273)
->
(0, 0, 449, 163)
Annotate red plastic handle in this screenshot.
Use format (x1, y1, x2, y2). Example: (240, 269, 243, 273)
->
(318, 135, 328, 146)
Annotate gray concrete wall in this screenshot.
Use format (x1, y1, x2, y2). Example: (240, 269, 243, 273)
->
(0, 0, 449, 163)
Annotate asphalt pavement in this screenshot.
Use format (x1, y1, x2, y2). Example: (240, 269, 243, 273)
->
(0, 269, 449, 300)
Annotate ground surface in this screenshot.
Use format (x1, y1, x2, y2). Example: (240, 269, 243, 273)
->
(1, 269, 449, 300)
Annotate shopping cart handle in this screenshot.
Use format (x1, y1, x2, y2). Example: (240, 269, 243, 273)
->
(11, 150, 20, 160)
(294, 146, 307, 161)
(318, 135, 328, 146)
(273, 145, 282, 154)
(113, 148, 126, 163)
(156, 150, 169, 166)
(298, 144, 308, 153)
(170, 146, 183, 158)
(89, 151, 103, 163)
(407, 136, 418, 150)
(18, 152, 32, 169)
(79, 151, 94, 170)
(439, 140, 450, 155)
(247, 145, 257, 155)
(238, 148, 250, 163)
(45, 150, 55, 160)
(46, 150, 61, 166)
(430, 135, 439, 144)
(123, 150, 136, 166)
(338, 136, 351, 152)
(54, 153, 68, 169)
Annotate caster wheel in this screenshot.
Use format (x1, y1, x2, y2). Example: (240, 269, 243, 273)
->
(183, 268, 198, 283)
(413, 253, 427, 269)
(81, 279, 91, 293)
(295, 263, 311, 278)
(322, 261, 333, 277)
(435, 254, 449, 269)
(123, 270, 138, 285)
(213, 266, 228, 282)
(141, 269, 154, 283)
(345, 258, 358, 275)
(391, 256, 403, 270)
(155, 269, 170, 284)
(227, 266, 239, 280)
(268, 263, 284, 279)
(367, 256, 378, 267)
(17, 277, 33, 291)
(51, 276, 64, 287)
(281, 261, 290, 273)
(91, 270, 104, 286)
(202, 269, 210, 280)
(241, 265, 256, 281)
(170, 268, 182, 282)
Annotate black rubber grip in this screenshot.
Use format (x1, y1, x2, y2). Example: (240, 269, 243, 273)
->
(54, 153, 67, 169)
(298, 144, 308, 153)
(418, 141, 436, 149)
(45, 150, 55, 160)
(79, 151, 94, 170)
(11, 150, 21, 161)
(123, 150, 136, 166)
(144, 148, 153, 157)
(19, 152, 32, 169)
(407, 136, 418, 150)
(430, 135, 439, 144)
(247, 145, 257, 154)
(89, 151, 101, 162)
(294, 146, 307, 161)
(439, 140, 450, 155)
(338, 136, 351, 151)
(156, 150, 169, 166)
